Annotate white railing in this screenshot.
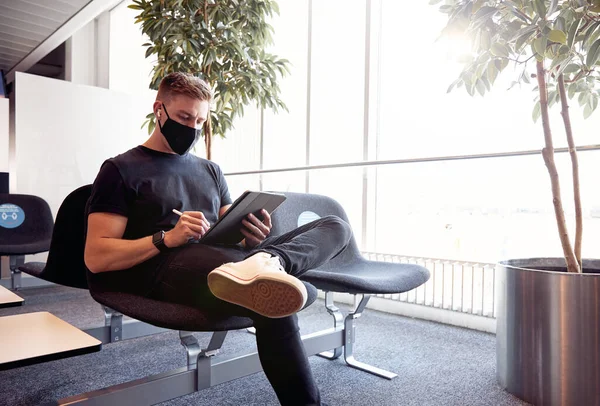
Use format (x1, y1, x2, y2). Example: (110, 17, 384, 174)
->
(362, 252, 497, 318)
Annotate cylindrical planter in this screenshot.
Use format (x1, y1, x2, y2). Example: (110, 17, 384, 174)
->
(496, 258, 600, 406)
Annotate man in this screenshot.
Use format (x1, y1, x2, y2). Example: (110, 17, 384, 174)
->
(84, 72, 351, 406)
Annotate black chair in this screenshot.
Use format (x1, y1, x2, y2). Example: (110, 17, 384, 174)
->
(269, 191, 430, 378)
(12, 186, 428, 405)
(21, 185, 318, 334)
(0, 193, 54, 289)
(13, 185, 323, 405)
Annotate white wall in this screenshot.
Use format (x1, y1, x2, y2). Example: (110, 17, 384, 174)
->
(13, 72, 155, 217)
(65, 20, 97, 87)
(109, 2, 155, 94)
(0, 98, 8, 173)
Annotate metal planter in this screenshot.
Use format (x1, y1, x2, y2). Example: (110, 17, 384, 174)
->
(496, 258, 600, 406)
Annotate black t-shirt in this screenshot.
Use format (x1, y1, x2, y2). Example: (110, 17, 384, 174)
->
(86, 145, 232, 295)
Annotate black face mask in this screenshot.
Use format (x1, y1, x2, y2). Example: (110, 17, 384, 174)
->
(158, 103, 201, 155)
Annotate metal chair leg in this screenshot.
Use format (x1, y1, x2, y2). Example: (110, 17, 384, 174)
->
(9, 255, 24, 290)
(342, 294, 397, 379)
(180, 330, 227, 389)
(318, 291, 344, 360)
(103, 306, 123, 342)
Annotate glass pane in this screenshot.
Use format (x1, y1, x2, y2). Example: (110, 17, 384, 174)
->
(210, 108, 261, 172)
(377, 0, 600, 160)
(374, 150, 600, 263)
(109, 2, 155, 95)
(309, 0, 366, 165)
(308, 167, 364, 248)
(262, 1, 309, 170)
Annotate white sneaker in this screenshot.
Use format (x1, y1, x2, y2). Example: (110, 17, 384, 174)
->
(207, 252, 308, 318)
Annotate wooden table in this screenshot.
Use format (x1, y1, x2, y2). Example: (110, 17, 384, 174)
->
(0, 312, 102, 370)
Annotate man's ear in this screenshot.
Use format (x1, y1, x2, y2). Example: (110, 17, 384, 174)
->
(153, 101, 162, 118)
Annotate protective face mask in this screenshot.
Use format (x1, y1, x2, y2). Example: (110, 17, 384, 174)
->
(158, 103, 201, 155)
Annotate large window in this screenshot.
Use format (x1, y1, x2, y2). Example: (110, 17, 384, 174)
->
(105, 0, 600, 263)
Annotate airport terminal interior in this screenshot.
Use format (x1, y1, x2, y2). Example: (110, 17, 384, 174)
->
(1, 1, 600, 405)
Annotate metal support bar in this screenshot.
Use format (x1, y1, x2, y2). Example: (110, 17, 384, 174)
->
(318, 291, 344, 360)
(100, 306, 123, 342)
(342, 294, 397, 379)
(179, 331, 202, 369)
(84, 319, 169, 344)
(110, 314, 123, 343)
(9, 255, 24, 290)
(53, 327, 345, 405)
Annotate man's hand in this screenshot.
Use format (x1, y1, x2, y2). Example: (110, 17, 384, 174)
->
(165, 211, 210, 247)
(241, 209, 271, 248)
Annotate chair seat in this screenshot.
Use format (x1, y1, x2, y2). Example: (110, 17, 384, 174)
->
(90, 281, 319, 332)
(18, 261, 45, 277)
(302, 260, 430, 294)
(0, 239, 51, 256)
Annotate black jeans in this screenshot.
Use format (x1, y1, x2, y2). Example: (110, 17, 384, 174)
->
(148, 215, 352, 406)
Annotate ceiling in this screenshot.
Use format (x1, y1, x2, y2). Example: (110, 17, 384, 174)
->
(0, 0, 92, 73)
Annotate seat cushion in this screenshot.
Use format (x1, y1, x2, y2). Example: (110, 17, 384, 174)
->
(90, 281, 319, 332)
(0, 239, 51, 256)
(303, 259, 430, 294)
(18, 261, 46, 277)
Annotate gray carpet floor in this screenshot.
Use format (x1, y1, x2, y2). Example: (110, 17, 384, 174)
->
(0, 285, 528, 406)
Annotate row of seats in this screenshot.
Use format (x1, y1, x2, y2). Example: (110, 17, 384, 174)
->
(0, 187, 430, 405)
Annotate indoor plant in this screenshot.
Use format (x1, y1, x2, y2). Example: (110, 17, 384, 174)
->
(129, 0, 290, 160)
(433, 1, 600, 404)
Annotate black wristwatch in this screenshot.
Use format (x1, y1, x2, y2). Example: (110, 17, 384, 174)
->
(152, 230, 170, 253)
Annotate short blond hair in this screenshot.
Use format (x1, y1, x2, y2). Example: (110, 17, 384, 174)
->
(157, 72, 212, 103)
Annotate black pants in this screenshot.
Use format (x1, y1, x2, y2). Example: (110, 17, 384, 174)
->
(148, 215, 353, 406)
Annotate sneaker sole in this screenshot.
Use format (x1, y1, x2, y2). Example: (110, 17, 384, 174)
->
(207, 269, 307, 318)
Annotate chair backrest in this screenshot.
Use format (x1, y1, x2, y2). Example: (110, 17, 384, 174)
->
(269, 191, 362, 270)
(0, 193, 54, 254)
(42, 185, 93, 289)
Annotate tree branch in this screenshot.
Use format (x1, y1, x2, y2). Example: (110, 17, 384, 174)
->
(558, 74, 583, 270)
(536, 61, 580, 273)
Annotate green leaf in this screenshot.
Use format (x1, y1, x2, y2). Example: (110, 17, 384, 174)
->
(447, 78, 461, 93)
(532, 101, 541, 122)
(534, 36, 548, 56)
(533, 0, 546, 18)
(563, 63, 580, 74)
(583, 22, 600, 48)
(548, 0, 559, 15)
(490, 43, 509, 58)
(584, 102, 593, 118)
(475, 79, 486, 96)
(568, 83, 577, 99)
(514, 26, 537, 52)
(586, 38, 600, 67)
(487, 61, 499, 84)
(567, 18, 581, 49)
(548, 30, 567, 45)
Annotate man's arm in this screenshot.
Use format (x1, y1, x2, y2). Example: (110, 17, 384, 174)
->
(84, 212, 161, 273)
(85, 210, 211, 274)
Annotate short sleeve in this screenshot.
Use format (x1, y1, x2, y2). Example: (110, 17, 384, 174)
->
(87, 161, 130, 217)
(216, 164, 232, 206)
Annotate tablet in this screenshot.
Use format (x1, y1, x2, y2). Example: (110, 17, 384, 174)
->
(200, 191, 287, 245)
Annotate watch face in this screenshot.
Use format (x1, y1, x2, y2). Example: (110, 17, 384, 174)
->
(153, 230, 164, 244)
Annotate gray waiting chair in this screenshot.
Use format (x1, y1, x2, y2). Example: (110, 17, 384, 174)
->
(0, 193, 53, 290)
(7, 185, 429, 405)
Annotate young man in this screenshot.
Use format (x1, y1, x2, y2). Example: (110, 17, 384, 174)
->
(84, 72, 352, 405)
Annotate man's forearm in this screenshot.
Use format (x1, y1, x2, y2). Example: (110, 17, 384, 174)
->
(85, 236, 160, 273)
